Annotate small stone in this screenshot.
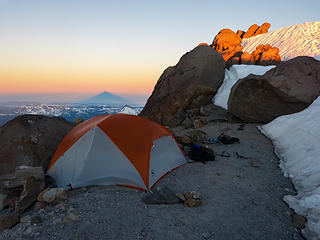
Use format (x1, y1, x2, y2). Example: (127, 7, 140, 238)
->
(175, 193, 186, 202)
(37, 188, 50, 202)
(23, 226, 32, 236)
(183, 191, 200, 200)
(181, 191, 202, 207)
(40, 188, 68, 203)
(250, 160, 263, 168)
(63, 213, 80, 223)
(31, 215, 42, 225)
(293, 213, 307, 229)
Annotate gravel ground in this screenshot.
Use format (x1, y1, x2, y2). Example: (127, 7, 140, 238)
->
(0, 122, 302, 240)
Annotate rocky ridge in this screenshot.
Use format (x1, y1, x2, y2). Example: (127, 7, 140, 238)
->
(210, 22, 281, 67)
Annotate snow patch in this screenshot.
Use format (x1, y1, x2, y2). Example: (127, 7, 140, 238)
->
(259, 97, 320, 240)
(241, 21, 320, 60)
(213, 64, 275, 109)
(118, 106, 140, 115)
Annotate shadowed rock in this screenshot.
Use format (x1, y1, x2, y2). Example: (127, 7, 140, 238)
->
(228, 56, 320, 123)
(0, 115, 73, 175)
(140, 45, 225, 127)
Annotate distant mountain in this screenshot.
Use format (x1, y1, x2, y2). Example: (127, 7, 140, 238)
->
(80, 92, 130, 105)
(241, 21, 320, 60)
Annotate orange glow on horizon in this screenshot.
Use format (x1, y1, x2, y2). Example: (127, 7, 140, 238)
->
(0, 64, 160, 95)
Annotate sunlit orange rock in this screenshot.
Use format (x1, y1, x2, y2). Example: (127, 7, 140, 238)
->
(212, 29, 241, 52)
(252, 44, 281, 65)
(236, 30, 245, 39)
(241, 52, 255, 65)
(211, 23, 276, 67)
(220, 45, 243, 62)
(243, 23, 271, 39)
(242, 24, 259, 38)
(253, 22, 271, 36)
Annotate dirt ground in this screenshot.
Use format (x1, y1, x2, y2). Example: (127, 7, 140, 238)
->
(0, 122, 302, 240)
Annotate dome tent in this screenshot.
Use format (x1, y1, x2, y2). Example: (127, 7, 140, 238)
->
(47, 114, 186, 190)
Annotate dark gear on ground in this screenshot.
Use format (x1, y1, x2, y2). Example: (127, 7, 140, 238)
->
(188, 145, 215, 163)
(217, 133, 240, 145)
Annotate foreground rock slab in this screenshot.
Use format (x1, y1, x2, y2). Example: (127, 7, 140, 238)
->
(0, 167, 45, 212)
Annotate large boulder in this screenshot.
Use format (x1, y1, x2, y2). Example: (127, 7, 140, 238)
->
(140, 45, 226, 127)
(228, 56, 320, 123)
(0, 115, 73, 175)
(212, 29, 242, 53)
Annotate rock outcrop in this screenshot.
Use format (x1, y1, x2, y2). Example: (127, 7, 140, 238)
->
(227, 44, 281, 67)
(242, 23, 271, 39)
(0, 115, 73, 175)
(228, 56, 320, 123)
(251, 44, 281, 65)
(253, 22, 271, 36)
(139, 45, 226, 127)
(211, 22, 279, 67)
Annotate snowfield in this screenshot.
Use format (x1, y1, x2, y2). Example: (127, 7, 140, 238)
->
(241, 21, 320, 60)
(213, 65, 275, 109)
(259, 97, 320, 240)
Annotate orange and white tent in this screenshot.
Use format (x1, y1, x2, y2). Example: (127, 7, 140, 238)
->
(47, 114, 186, 190)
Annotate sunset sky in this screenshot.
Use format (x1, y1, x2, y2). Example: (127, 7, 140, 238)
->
(0, 0, 319, 103)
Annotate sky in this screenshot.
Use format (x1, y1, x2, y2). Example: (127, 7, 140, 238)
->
(0, 0, 319, 103)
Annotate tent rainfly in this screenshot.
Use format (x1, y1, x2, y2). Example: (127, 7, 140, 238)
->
(47, 114, 186, 190)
